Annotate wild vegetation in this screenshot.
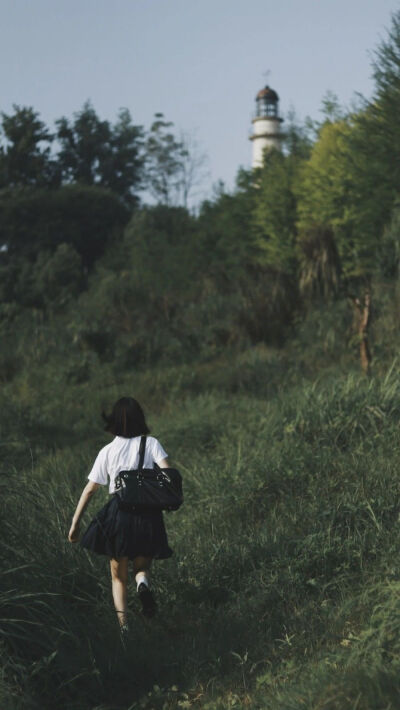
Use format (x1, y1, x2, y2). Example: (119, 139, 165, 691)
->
(2, 10, 400, 710)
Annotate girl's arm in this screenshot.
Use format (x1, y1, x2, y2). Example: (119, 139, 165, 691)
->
(68, 481, 100, 542)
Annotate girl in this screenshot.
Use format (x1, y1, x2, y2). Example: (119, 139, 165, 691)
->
(68, 397, 173, 633)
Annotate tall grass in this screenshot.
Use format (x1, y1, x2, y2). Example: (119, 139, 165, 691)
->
(2, 326, 400, 709)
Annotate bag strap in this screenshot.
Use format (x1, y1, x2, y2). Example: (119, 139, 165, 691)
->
(138, 435, 147, 471)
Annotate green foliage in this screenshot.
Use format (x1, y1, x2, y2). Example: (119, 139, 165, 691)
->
(378, 201, 400, 278)
(281, 109, 314, 159)
(67, 204, 259, 366)
(0, 243, 84, 310)
(2, 330, 400, 708)
(296, 12, 400, 291)
(34, 244, 84, 307)
(315, 9, 400, 288)
(67, 205, 202, 364)
(198, 168, 259, 279)
(296, 121, 351, 236)
(3, 12, 400, 709)
(296, 225, 341, 302)
(0, 105, 60, 188)
(198, 169, 294, 344)
(253, 150, 299, 276)
(295, 116, 390, 301)
(0, 184, 129, 266)
(145, 113, 188, 205)
(320, 89, 346, 123)
(367, 8, 400, 194)
(56, 102, 145, 206)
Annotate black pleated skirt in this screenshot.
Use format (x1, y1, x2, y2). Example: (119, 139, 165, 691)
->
(80, 495, 173, 561)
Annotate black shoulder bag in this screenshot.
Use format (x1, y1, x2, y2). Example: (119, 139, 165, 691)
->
(114, 435, 183, 512)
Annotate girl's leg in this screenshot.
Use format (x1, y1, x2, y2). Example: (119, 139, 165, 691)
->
(133, 555, 153, 588)
(110, 556, 129, 627)
(133, 556, 156, 617)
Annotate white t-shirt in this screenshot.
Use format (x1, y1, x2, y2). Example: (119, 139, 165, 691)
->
(87, 435, 168, 494)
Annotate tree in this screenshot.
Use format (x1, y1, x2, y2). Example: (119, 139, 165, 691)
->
(56, 102, 145, 206)
(0, 243, 84, 311)
(297, 225, 341, 303)
(282, 108, 314, 160)
(253, 150, 299, 277)
(144, 113, 187, 206)
(378, 200, 400, 279)
(0, 184, 129, 267)
(367, 9, 400, 194)
(99, 108, 146, 206)
(296, 118, 387, 375)
(0, 106, 60, 188)
(319, 90, 345, 123)
(249, 150, 302, 342)
(295, 10, 400, 373)
(144, 116, 209, 209)
(176, 129, 209, 208)
(198, 168, 259, 283)
(69, 205, 203, 366)
(296, 121, 351, 239)
(197, 168, 294, 344)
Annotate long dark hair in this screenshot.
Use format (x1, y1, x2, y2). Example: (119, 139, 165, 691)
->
(102, 397, 150, 438)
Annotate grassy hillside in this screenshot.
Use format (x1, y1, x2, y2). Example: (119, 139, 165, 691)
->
(1, 288, 400, 709)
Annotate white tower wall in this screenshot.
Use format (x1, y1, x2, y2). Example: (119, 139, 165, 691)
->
(250, 117, 282, 169)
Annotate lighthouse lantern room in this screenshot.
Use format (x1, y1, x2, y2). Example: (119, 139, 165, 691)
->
(250, 85, 284, 168)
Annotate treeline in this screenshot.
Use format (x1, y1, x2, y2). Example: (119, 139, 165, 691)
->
(1, 11, 400, 378)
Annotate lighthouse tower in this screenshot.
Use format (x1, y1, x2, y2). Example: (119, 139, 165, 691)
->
(250, 85, 284, 168)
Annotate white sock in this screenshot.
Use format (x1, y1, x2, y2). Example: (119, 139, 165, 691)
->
(135, 571, 149, 591)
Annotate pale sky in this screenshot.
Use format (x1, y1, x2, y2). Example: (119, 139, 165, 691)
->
(0, 0, 398, 202)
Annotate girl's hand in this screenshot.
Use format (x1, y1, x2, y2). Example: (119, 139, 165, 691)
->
(68, 522, 80, 543)
(68, 481, 100, 544)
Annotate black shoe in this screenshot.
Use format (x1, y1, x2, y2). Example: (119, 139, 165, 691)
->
(137, 582, 157, 618)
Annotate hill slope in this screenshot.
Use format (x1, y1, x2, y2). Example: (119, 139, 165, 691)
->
(1, 296, 400, 709)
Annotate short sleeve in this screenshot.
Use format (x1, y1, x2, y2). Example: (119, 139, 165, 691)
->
(152, 437, 168, 464)
(87, 447, 109, 486)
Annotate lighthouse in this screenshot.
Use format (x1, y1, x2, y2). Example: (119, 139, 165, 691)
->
(250, 85, 284, 168)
